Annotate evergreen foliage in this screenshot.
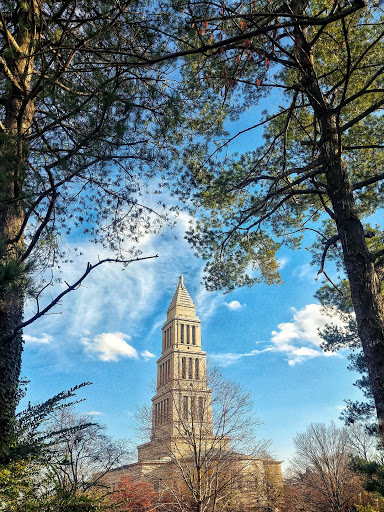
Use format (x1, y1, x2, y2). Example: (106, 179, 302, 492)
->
(0, 0, 182, 459)
(0, 382, 129, 511)
(159, 0, 384, 444)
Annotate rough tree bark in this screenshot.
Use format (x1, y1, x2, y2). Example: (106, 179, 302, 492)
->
(323, 126, 384, 445)
(0, 1, 38, 460)
(292, 0, 384, 445)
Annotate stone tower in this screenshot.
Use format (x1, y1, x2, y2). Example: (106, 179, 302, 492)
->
(138, 275, 214, 461)
(102, 276, 283, 511)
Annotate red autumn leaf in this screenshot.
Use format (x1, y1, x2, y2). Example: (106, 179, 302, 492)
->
(204, 21, 209, 28)
(256, 78, 260, 86)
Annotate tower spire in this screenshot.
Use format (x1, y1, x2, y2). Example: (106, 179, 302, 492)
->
(137, 275, 213, 462)
(167, 275, 196, 320)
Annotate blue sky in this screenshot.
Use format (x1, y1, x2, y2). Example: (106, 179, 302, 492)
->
(21, 211, 363, 470)
(20, 84, 365, 471)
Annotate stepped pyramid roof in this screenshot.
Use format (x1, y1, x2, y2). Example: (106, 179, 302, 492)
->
(167, 275, 196, 319)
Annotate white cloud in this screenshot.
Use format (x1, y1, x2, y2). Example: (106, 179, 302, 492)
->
(195, 288, 222, 321)
(210, 304, 345, 367)
(269, 303, 345, 365)
(141, 349, 156, 360)
(295, 263, 318, 281)
(23, 333, 53, 344)
(272, 304, 336, 348)
(22, 210, 210, 356)
(277, 257, 289, 269)
(224, 300, 245, 311)
(210, 347, 274, 367)
(82, 332, 138, 362)
(86, 411, 102, 416)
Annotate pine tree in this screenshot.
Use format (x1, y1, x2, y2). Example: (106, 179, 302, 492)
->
(0, 0, 180, 460)
(166, 0, 384, 444)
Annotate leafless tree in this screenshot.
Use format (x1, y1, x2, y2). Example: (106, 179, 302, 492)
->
(46, 407, 131, 498)
(346, 423, 384, 465)
(287, 422, 365, 512)
(138, 369, 279, 512)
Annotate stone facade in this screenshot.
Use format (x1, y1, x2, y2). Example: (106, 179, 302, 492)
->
(105, 276, 283, 511)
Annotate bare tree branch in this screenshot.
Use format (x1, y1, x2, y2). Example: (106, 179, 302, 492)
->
(9, 255, 158, 341)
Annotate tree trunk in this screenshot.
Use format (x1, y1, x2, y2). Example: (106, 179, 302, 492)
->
(0, 286, 24, 461)
(291, 0, 384, 446)
(321, 114, 384, 446)
(0, 100, 29, 461)
(0, 2, 37, 460)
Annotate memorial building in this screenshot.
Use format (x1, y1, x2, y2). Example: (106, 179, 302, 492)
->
(104, 276, 283, 511)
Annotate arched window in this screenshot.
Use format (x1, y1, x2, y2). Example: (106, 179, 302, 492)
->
(180, 324, 184, 343)
(198, 397, 204, 421)
(195, 359, 199, 379)
(192, 326, 196, 345)
(186, 325, 190, 344)
(182, 357, 186, 379)
(188, 358, 192, 379)
(183, 396, 188, 419)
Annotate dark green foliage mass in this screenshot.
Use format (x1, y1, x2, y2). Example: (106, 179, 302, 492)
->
(158, 0, 384, 445)
(352, 458, 384, 498)
(0, 0, 186, 460)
